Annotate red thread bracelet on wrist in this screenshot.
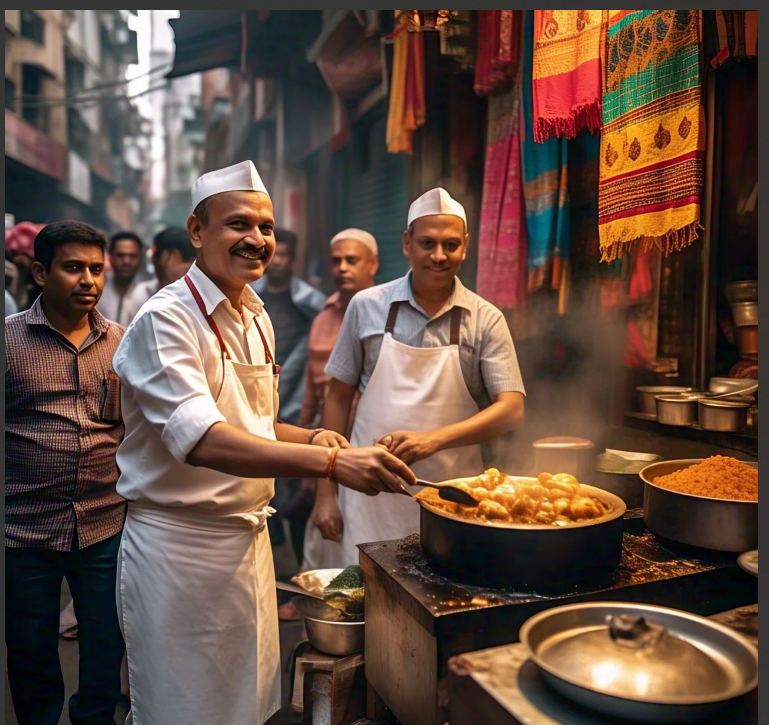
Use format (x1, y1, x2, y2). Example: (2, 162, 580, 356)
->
(325, 446, 341, 482)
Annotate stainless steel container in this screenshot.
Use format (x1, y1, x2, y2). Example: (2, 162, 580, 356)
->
(531, 436, 595, 482)
(735, 325, 758, 357)
(698, 398, 751, 432)
(520, 601, 758, 723)
(654, 393, 704, 425)
(640, 459, 758, 552)
(291, 596, 365, 656)
(725, 280, 757, 305)
(636, 386, 696, 416)
(709, 377, 758, 396)
(730, 301, 758, 327)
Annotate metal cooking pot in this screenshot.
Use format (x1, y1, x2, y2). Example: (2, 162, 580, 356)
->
(418, 479, 626, 591)
(531, 436, 595, 483)
(730, 301, 758, 327)
(654, 393, 704, 426)
(519, 601, 758, 723)
(636, 386, 696, 416)
(640, 460, 758, 552)
(698, 398, 751, 432)
(291, 596, 364, 656)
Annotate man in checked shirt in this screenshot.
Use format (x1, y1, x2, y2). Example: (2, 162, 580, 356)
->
(5, 221, 126, 725)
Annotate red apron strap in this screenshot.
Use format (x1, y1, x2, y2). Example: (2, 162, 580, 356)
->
(184, 275, 230, 359)
(253, 318, 280, 375)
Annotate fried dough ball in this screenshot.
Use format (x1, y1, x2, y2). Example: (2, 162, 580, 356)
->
(478, 499, 509, 521)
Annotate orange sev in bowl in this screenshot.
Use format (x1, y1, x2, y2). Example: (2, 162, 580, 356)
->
(651, 456, 758, 502)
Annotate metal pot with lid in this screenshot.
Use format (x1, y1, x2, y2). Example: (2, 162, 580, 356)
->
(520, 601, 758, 723)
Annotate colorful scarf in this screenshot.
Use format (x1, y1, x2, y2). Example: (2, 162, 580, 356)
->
(710, 11, 758, 68)
(532, 10, 604, 142)
(386, 17, 425, 154)
(474, 11, 521, 96)
(476, 79, 527, 308)
(521, 11, 570, 292)
(599, 10, 705, 262)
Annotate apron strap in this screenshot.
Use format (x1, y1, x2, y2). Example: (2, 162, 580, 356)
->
(185, 275, 230, 359)
(384, 301, 402, 334)
(450, 306, 462, 346)
(385, 300, 462, 345)
(184, 275, 279, 374)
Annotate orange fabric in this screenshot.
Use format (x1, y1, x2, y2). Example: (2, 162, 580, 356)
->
(386, 17, 425, 154)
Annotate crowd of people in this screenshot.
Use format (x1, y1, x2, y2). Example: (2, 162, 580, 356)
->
(5, 160, 525, 725)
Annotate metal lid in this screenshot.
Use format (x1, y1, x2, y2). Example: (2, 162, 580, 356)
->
(699, 398, 752, 409)
(725, 280, 757, 304)
(532, 436, 594, 449)
(636, 385, 696, 394)
(654, 393, 706, 403)
(520, 602, 758, 705)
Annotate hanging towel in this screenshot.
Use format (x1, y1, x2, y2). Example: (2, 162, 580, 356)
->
(532, 10, 605, 142)
(599, 10, 705, 262)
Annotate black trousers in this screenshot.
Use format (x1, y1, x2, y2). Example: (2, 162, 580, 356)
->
(5, 531, 125, 725)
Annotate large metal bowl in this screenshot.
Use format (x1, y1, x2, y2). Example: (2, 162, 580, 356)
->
(418, 479, 626, 590)
(640, 460, 758, 552)
(291, 596, 364, 656)
(520, 601, 758, 723)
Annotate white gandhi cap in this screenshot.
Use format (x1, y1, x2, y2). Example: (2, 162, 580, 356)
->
(190, 160, 269, 211)
(407, 187, 467, 229)
(329, 228, 378, 256)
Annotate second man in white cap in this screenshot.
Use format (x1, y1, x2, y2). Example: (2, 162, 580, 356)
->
(313, 188, 526, 565)
(111, 160, 415, 725)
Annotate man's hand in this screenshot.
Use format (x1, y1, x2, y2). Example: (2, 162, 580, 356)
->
(375, 430, 443, 465)
(311, 429, 351, 449)
(311, 495, 344, 541)
(332, 446, 416, 496)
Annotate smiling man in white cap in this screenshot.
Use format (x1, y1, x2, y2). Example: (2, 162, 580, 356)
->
(313, 188, 526, 565)
(110, 160, 415, 725)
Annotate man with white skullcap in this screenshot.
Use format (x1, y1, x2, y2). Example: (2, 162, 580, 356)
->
(265, 228, 381, 613)
(314, 188, 526, 565)
(111, 161, 415, 725)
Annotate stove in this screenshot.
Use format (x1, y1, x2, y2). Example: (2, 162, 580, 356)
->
(359, 514, 758, 725)
(448, 608, 757, 725)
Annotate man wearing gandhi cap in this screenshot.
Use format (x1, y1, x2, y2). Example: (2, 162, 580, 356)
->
(314, 188, 526, 565)
(111, 161, 415, 725)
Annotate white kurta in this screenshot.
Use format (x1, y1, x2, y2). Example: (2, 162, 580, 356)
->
(320, 303, 485, 568)
(113, 264, 281, 725)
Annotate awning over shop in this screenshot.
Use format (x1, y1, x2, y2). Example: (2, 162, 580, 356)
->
(167, 11, 243, 79)
(167, 10, 322, 79)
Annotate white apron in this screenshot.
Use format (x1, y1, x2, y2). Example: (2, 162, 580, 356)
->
(117, 276, 282, 725)
(320, 301, 484, 568)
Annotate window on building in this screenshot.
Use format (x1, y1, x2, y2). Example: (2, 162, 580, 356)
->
(65, 54, 86, 96)
(21, 65, 48, 132)
(68, 108, 92, 162)
(21, 10, 45, 45)
(5, 78, 16, 111)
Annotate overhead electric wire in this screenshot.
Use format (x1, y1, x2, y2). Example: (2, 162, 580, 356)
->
(10, 62, 173, 109)
(11, 81, 170, 110)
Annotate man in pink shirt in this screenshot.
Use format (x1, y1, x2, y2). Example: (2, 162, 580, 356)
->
(278, 228, 378, 620)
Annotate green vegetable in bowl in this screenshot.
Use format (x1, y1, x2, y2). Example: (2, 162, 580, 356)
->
(322, 565, 365, 616)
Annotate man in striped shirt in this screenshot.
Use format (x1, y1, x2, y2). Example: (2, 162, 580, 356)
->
(5, 221, 126, 725)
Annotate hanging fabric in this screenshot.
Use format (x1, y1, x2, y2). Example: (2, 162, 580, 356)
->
(476, 75, 527, 308)
(599, 10, 705, 263)
(531, 10, 604, 142)
(474, 11, 521, 96)
(386, 13, 425, 155)
(521, 11, 570, 293)
(709, 11, 758, 68)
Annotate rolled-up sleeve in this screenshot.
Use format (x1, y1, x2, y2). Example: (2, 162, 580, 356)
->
(479, 309, 526, 398)
(113, 308, 226, 462)
(324, 298, 363, 386)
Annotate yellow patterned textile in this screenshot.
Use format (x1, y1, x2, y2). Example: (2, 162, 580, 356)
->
(598, 10, 705, 262)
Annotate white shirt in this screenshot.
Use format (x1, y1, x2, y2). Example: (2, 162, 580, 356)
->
(113, 263, 277, 509)
(98, 274, 156, 327)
